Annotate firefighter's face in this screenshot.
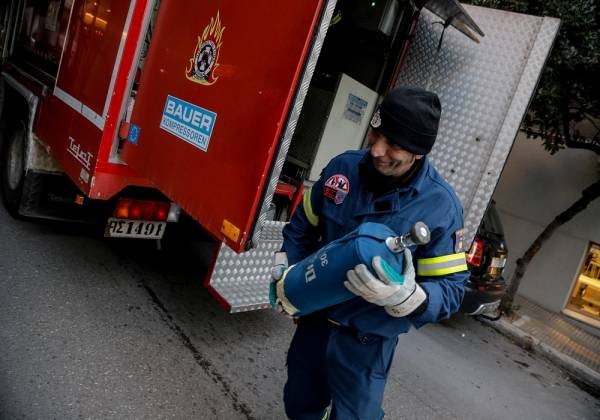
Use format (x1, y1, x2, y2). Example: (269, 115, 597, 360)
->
(368, 129, 423, 177)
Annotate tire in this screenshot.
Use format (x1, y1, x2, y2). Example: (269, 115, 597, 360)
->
(0, 79, 4, 124)
(1, 121, 27, 216)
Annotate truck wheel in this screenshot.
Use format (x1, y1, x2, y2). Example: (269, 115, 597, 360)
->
(0, 79, 4, 123)
(1, 122, 26, 216)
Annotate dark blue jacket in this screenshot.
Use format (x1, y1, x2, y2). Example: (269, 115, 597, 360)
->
(282, 149, 468, 337)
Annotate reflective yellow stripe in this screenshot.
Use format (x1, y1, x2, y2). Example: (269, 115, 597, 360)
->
(417, 252, 468, 276)
(420, 253, 466, 264)
(303, 187, 319, 227)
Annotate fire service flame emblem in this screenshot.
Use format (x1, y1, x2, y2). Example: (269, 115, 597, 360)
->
(186, 12, 225, 86)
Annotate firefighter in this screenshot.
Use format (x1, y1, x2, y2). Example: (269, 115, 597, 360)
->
(275, 86, 469, 419)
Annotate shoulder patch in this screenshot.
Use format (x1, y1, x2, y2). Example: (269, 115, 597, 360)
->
(454, 228, 465, 253)
(323, 174, 350, 205)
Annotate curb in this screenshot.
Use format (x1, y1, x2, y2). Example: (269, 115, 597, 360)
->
(480, 317, 600, 393)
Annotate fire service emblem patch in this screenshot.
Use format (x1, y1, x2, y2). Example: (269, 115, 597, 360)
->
(186, 12, 225, 86)
(323, 175, 350, 205)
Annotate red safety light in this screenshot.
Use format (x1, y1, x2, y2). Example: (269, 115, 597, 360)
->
(155, 202, 170, 221)
(115, 198, 132, 219)
(129, 202, 143, 219)
(466, 237, 484, 267)
(114, 198, 170, 221)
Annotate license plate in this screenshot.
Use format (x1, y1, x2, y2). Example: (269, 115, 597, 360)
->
(490, 257, 506, 268)
(105, 218, 166, 239)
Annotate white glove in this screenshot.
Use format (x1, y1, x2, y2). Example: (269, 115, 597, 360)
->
(344, 248, 427, 317)
(271, 252, 288, 281)
(269, 252, 289, 313)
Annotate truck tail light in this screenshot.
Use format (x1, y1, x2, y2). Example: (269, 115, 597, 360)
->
(114, 199, 132, 218)
(156, 205, 169, 221)
(114, 198, 170, 221)
(466, 237, 484, 267)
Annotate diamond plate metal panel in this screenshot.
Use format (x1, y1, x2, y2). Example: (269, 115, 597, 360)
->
(397, 6, 559, 244)
(209, 221, 285, 313)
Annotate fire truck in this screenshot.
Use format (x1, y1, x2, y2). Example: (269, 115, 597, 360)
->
(0, 0, 559, 312)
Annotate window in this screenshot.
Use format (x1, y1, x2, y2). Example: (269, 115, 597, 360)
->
(11, 0, 73, 82)
(566, 243, 600, 322)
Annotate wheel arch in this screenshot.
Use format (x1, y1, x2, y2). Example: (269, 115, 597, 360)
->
(0, 72, 40, 174)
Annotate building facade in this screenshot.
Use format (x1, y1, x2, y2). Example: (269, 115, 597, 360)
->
(493, 133, 600, 333)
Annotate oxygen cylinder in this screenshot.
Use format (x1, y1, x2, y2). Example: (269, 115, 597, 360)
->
(272, 221, 430, 317)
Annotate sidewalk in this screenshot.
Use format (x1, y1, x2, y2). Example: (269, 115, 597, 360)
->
(481, 295, 600, 393)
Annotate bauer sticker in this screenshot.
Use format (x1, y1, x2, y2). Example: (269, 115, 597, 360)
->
(160, 95, 217, 152)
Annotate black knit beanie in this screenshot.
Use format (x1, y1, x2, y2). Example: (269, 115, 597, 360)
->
(370, 86, 441, 155)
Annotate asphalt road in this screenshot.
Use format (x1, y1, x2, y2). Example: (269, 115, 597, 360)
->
(1, 208, 599, 420)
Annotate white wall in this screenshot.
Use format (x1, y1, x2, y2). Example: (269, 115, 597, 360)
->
(492, 133, 600, 312)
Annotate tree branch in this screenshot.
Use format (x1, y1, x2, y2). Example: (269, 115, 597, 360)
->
(502, 179, 600, 313)
(582, 114, 600, 132)
(564, 136, 600, 155)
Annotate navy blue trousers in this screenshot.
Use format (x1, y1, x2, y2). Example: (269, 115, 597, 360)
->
(284, 316, 398, 419)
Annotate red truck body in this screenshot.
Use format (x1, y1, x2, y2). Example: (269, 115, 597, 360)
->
(3, 0, 324, 252)
(122, 1, 323, 252)
(12, 1, 152, 200)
